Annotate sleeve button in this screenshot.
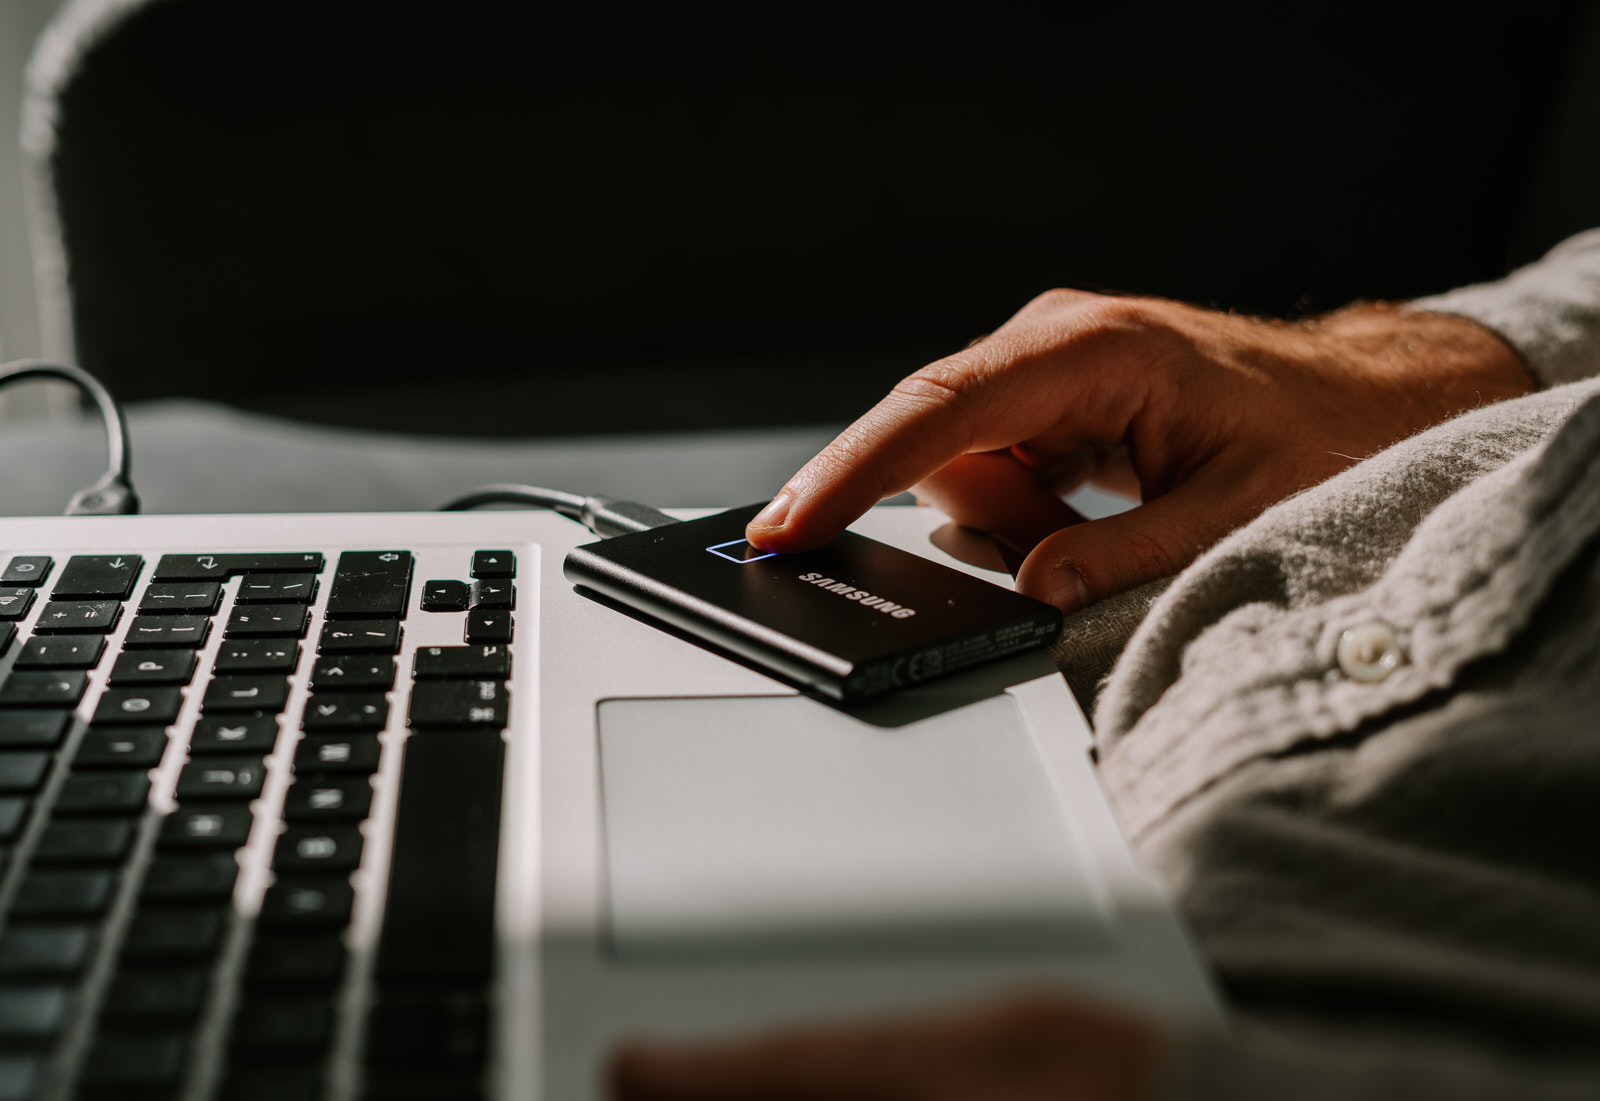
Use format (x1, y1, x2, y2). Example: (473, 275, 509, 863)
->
(1337, 621, 1405, 683)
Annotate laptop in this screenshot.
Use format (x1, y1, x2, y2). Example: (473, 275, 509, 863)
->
(0, 505, 1219, 1101)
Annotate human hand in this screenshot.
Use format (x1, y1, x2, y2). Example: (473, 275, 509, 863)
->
(746, 293, 1531, 613)
(610, 992, 1172, 1101)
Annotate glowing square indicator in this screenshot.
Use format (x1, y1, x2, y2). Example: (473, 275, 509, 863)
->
(706, 539, 778, 564)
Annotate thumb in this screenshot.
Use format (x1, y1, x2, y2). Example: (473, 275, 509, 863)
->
(1015, 482, 1248, 614)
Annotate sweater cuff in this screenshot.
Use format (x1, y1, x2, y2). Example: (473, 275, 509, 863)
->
(1410, 228, 1600, 389)
(1157, 1027, 1600, 1101)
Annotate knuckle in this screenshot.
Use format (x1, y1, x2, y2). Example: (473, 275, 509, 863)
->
(1021, 286, 1089, 314)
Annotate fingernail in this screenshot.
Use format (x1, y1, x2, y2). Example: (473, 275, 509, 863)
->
(1049, 566, 1092, 615)
(750, 490, 793, 530)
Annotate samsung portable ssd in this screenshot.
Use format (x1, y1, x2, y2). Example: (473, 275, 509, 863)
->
(563, 504, 1063, 701)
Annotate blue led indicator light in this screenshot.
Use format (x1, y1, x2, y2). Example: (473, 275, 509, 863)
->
(706, 539, 778, 564)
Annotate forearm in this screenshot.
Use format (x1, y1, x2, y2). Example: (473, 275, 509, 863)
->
(1411, 227, 1600, 388)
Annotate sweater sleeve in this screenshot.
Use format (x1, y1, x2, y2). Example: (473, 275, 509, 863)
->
(1160, 1028, 1600, 1101)
(1410, 228, 1600, 388)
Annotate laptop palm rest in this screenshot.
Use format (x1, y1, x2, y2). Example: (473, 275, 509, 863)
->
(598, 694, 1115, 961)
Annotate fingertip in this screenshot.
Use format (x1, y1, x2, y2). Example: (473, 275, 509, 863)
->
(1018, 558, 1093, 616)
(746, 488, 850, 554)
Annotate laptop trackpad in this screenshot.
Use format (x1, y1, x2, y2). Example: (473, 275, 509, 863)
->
(598, 695, 1113, 960)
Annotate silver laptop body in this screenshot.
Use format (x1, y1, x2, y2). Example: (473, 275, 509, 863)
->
(0, 507, 1218, 1101)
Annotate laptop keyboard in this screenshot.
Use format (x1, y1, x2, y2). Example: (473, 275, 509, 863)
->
(0, 547, 516, 1100)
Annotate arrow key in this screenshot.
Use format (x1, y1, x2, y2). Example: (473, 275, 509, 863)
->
(465, 608, 513, 644)
(420, 580, 470, 613)
(471, 550, 515, 579)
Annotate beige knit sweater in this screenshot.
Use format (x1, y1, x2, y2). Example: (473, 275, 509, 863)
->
(1061, 230, 1600, 1099)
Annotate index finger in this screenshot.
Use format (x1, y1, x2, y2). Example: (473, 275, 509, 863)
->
(746, 340, 1075, 552)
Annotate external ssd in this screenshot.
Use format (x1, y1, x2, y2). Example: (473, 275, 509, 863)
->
(563, 504, 1063, 702)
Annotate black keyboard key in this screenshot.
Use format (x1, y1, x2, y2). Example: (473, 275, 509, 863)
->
(294, 736, 380, 775)
(137, 581, 222, 615)
(319, 619, 402, 653)
(230, 997, 334, 1055)
(0, 986, 71, 1043)
(227, 603, 309, 639)
(274, 825, 364, 874)
(302, 694, 388, 731)
(103, 969, 209, 1021)
(420, 580, 471, 612)
(0, 754, 50, 794)
(236, 573, 318, 604)
(109, 649, 197, 685)
(54, 772, 151, 815)
(471, 550, 514, 579)
(12, 870, 117, 917)
(0, 587, 35, 620)
(0, 1054, 43, 1101)
(80, 1031, 187, 1090)
(1, 556, 51, 587)
(470, 580, 514, 610)
(141, 854, 237, 903)
(0, 711, 72, 749)
(93, 686, 184, 725)
(259, 879, 352, 928)
(175, 758, 265, 800)
(245, 934, 345, 988)
(13, 634, 104, 668)
(53, 554, 142, 599)
(217, 1069, 327, 1101)
(0, 623, 11, 659)
(215, 639, 302, 673)
(0, 926, 95, 977)
(0, 798, 27, 841)
(412, 645, 511, 680)
(284, 778, 372, 822)
(159, 805, 254, 849)
(464, 608, 513, 644)
(123, 614, 210, 649)
(190, 714, 278, 754)
(203, 675, 289, 712)
(33, 820, 134, 865)
(326, 551, 413, 619)
(408, 680, 507, 729)
(364, 991, 488, 1067)
(0, 670, 88, 707)
(377, 731, 503, 983)
(310, 655, 395, 690)
(33, 600, 120, 634)
(121, 909, 226, 961)
(153, 552, 323, 580)
(74, 727, 168, 769)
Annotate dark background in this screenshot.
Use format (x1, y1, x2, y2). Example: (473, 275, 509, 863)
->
(41, 5, 1600, 435)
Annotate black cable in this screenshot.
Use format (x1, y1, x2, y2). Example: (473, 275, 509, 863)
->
(437, 483, 678, 537)
(0, 359, 139, 516)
